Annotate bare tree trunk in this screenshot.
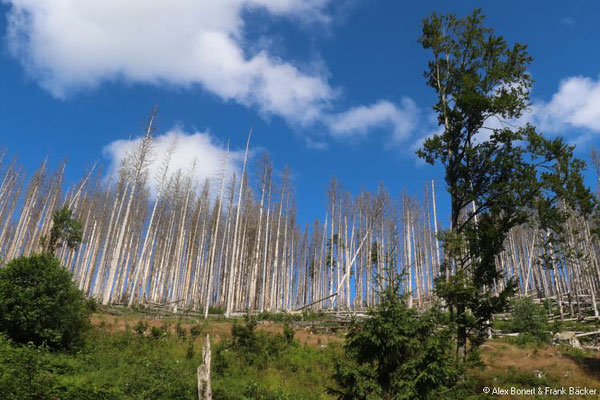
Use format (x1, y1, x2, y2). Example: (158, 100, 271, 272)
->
(197, 334, 212, 400)
(204, 145, 229, 318)
(225, 132, 251, 317)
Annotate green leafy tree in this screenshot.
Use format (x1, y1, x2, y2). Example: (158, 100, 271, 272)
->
(41, 205, 83, 255)
(0, 253, 91, 350)
(418, 9, 595, 362)
(329, 275, 458, 399)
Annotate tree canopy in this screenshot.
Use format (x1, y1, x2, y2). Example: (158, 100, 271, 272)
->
(418, 9, 596, 361)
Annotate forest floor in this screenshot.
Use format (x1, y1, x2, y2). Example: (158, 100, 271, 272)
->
(91, 312, 344, 348)
(473, 341, 600, 399)
(88, 308, 600, 399)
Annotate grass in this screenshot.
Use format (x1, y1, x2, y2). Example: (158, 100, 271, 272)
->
(471, 339, 600, 399)
(0, 329, 199, 399)
(1, 312, 342, 399)
(3, 310, 600, 399)
(212, 340, 339, 399)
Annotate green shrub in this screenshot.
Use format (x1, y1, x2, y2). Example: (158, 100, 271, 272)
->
(150, 326, 163, 339)
(301, 309, 327, 321)
(506, 297, 550, 344)
(189, 323, 205, 339)
(134, 320, 148, 336)
(214, 316, 297, 374)
(229, 317, 269, 367)
(53, 383, 122, 400)
(0, 254, 91, 350)
(283, 323, 295, 345)
(175, 321, 187, 340)
(186, 339, 195, 359)
(86, 298, 98, 313)
(0, 334, 57, 399)
(329, 286, 459, 400)
(257, 310, 302, 323)
(208, 305, 225, 315)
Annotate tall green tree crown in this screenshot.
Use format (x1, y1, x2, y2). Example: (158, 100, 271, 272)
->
(418, 9, 595, 361)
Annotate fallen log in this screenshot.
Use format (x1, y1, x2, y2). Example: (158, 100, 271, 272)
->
(575, 330, 600, 338)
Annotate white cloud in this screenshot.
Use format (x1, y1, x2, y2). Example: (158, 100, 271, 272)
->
(327, 99, 419, 142)
(533, 76, 600, 134)
(246, 0, 331, 21)
(4, 0, 334, 125)
(3, 0, 426, 146)
(103, 128, 245, 197)
(3, 0, 425, 146)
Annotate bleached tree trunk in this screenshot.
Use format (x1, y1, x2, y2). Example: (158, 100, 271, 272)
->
(431, 180, 442, 280)
(269, 171, 287, 311)
(218, 174, 236, 309)
(102, 151, 152, 303)
(7, 159, 46, 259)
(328, 182, 336, 309)
(280, 196, 290, 310)
(406, 206, 413, 308)
(204, 145, 229, 318)
(249, 168, 267, 309)
(260, 178, 272, 312)
(93, 182, 128, 298)
(129, 139, 176, 306)
(192, 184, 210, 308)
(197, 334, 212, 400)
(225, 132, 251, 317)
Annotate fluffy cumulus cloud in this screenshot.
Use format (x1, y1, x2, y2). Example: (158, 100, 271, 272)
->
(4, 0, 334, 125)
(3, 0, 423, 145)
(327, 99, 419, 142)
(533, 76, 600, 135)
(103, 128, 245, 197)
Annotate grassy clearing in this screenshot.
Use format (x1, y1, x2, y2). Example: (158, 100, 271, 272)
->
(3, 310, 600, 399)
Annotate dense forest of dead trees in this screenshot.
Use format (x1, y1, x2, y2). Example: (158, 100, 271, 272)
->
(1, 115, 600, 319)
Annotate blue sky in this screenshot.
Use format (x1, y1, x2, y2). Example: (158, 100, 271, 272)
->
(1, 1, 600, 227)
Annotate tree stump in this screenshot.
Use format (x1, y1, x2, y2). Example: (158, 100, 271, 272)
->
(197, 334, 212, 400)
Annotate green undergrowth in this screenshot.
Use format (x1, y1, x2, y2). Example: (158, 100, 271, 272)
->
(3, 310, 600, 399)
(256, 309, 329, 322)
(0, 316, 339, 400)
(213, 318, 339, 399)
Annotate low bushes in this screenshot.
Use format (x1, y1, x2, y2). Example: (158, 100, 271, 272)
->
(212, 317, 338, 399)
(496, 297, 551, 345)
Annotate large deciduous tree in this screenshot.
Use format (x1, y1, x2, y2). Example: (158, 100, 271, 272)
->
(418, 9, 595, 362)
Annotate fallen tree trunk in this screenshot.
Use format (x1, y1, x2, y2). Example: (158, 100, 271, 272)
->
(575, 330, 600, 338)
